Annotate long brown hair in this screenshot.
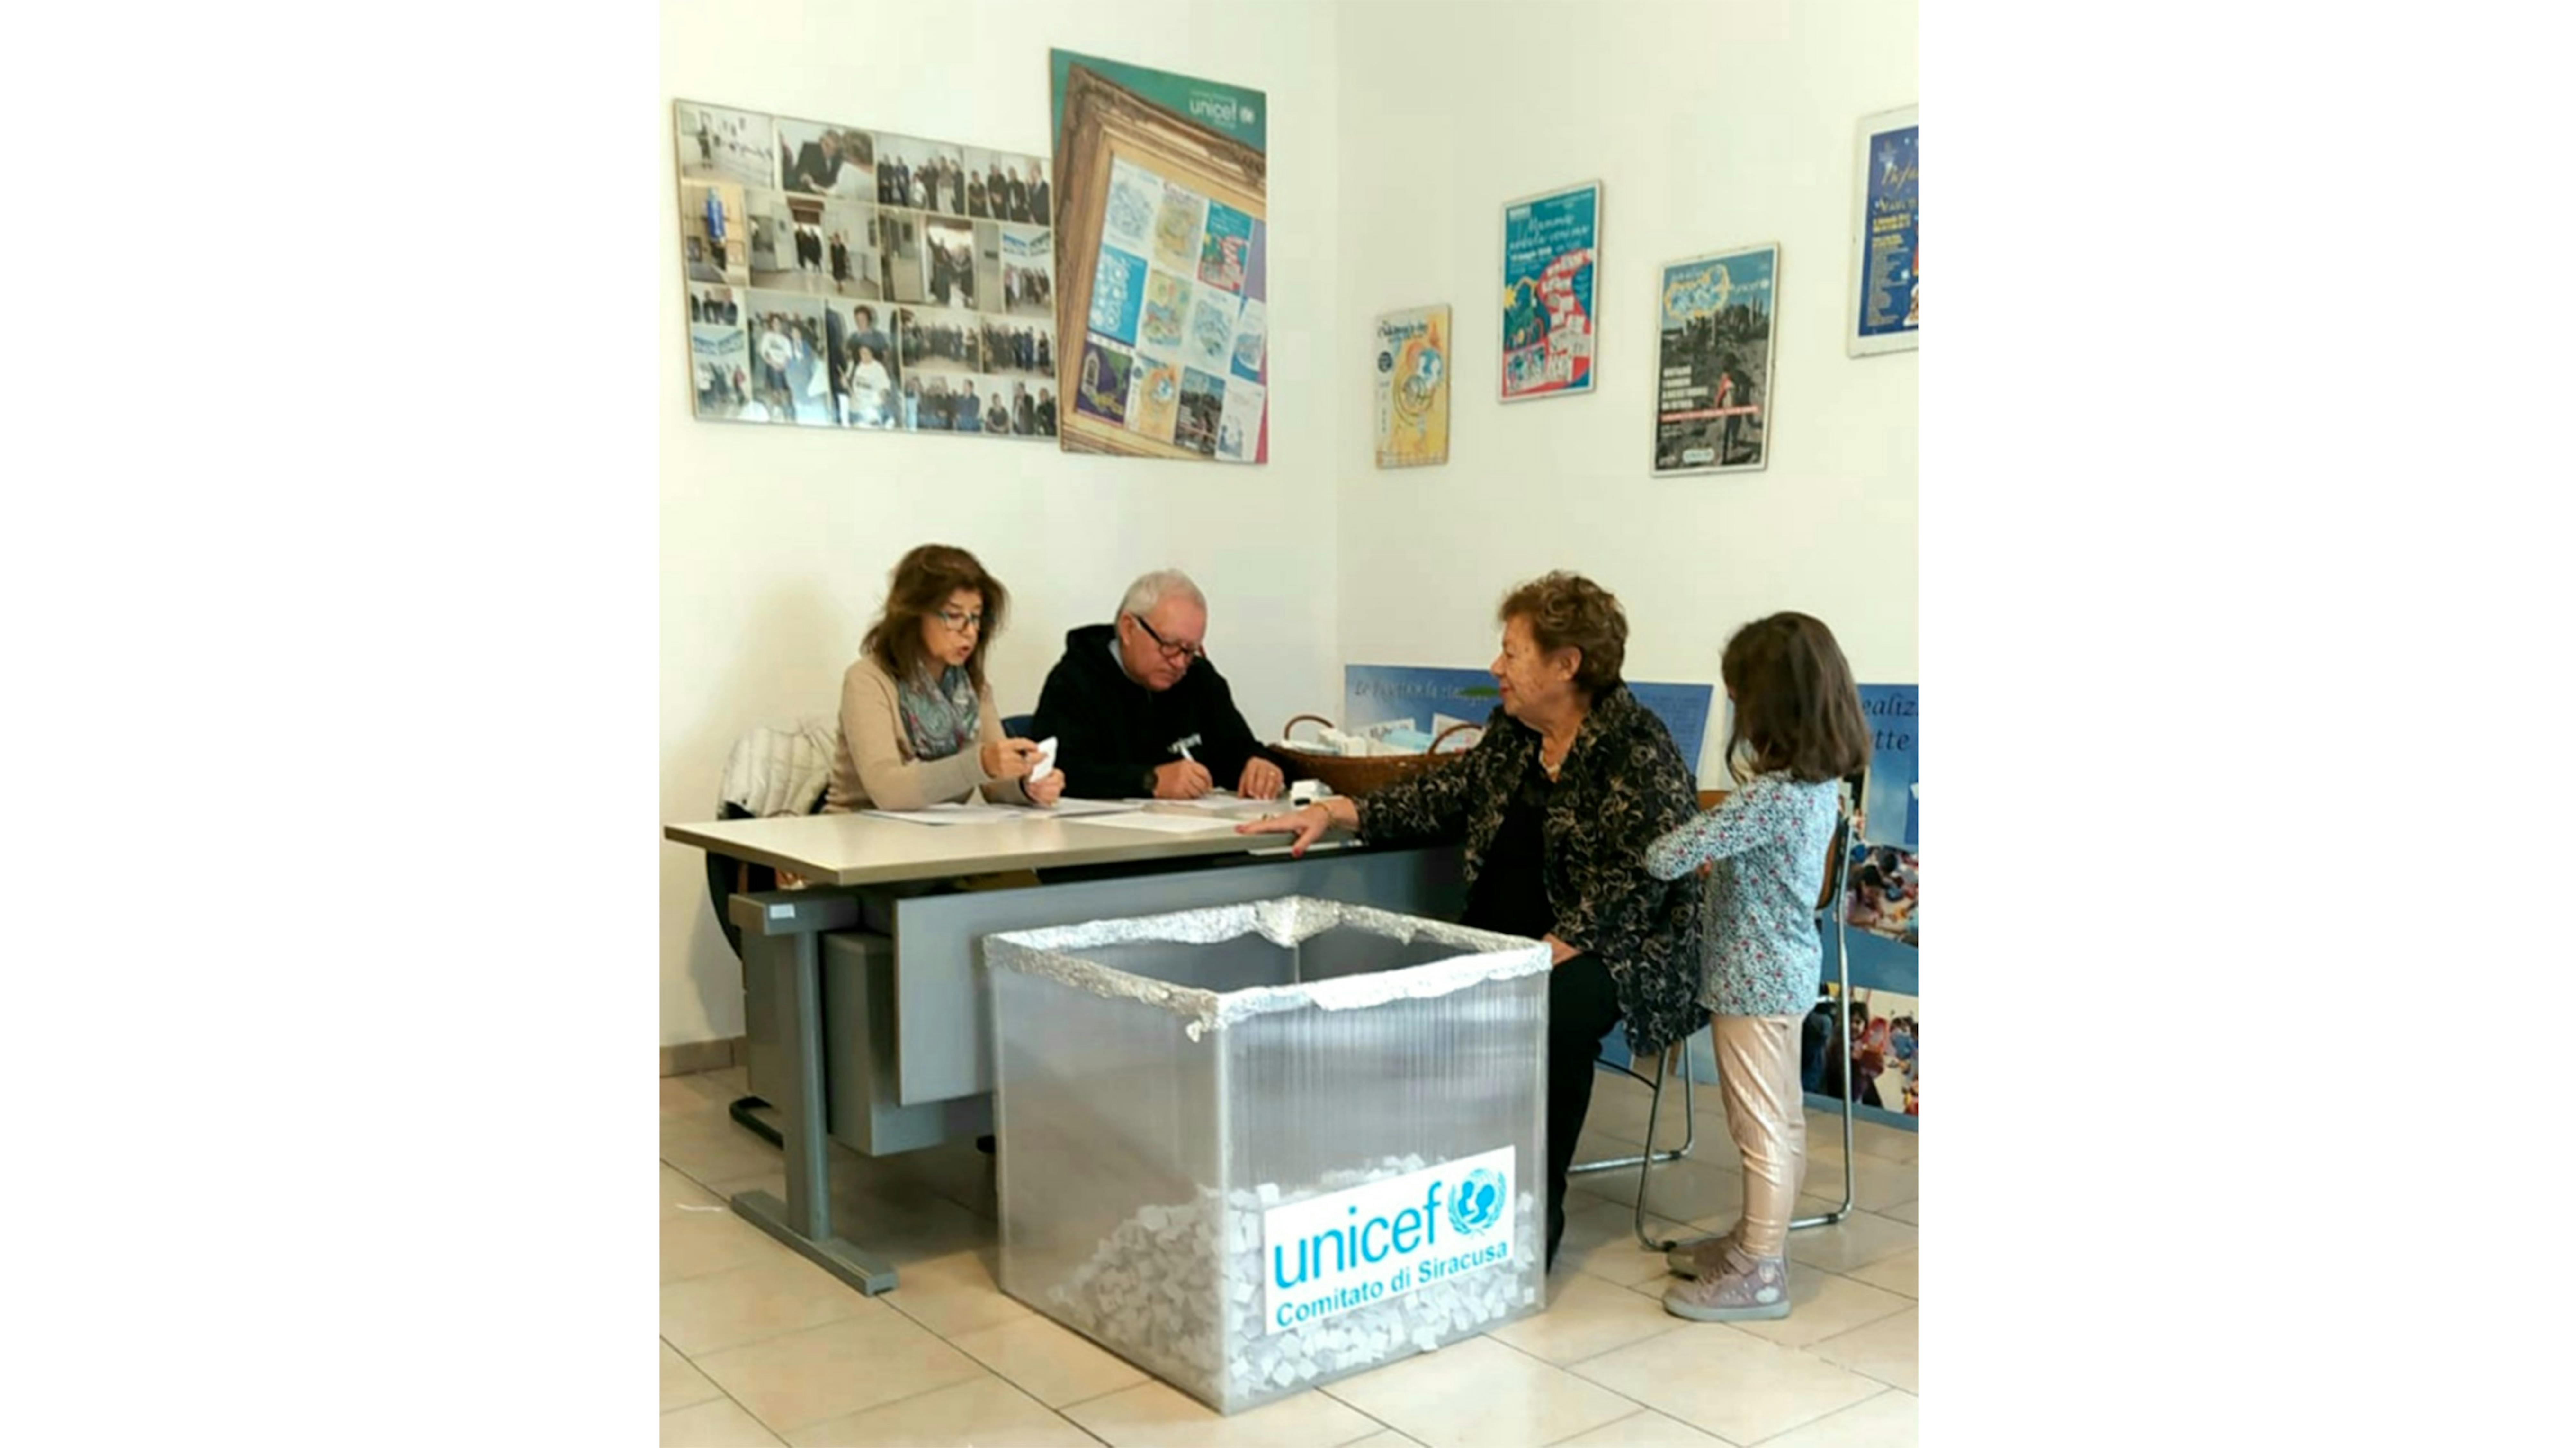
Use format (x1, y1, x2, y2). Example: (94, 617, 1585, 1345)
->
(1720, 612, 1870, 784)
(861, 544, 1009, 693)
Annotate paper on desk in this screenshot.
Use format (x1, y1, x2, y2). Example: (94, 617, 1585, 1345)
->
(862, 803, 1047, 826)
(1117, 791, 1250, 812)
(1041, 796, 1132, 817)
(1072, 810, 1250, 835)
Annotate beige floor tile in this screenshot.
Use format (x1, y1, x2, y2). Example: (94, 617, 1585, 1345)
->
(1782, 1210, 1915, 1276)
(1572, 1322, 1883, 1445)
(666, 1073, 735, 1115)
(663, 1396, 790, 1448)
(1554, 1199, 1682, 1288)
(661, 1256, 885, 1358)
(782, 1377, 1094, 1447)
(665, 1209, 798, 1285)
(1340, 1434, 1428, 1447)
(1848, 1120, 1919, 1165)
(877, 1248, 1034, 1338)
(1583, 1077, 1702, 1151)
(663, 1339, 724, 1413)
(1064, 1378, 1383, 1447)
(1880, 1198, 1919, 1226)
(1573, 1155, 1745, 1226)
(1717, 1268, 1912, 1351)
(1319, 1336, 1635, 1448)
(666, 1165, 730, 1218)
(665, 1115, 789, 1187)
(1836, 1155, 1916, 1213)
(1545, 1409, 1728, 1446)
(947, 1314, 1148, 1408)
(1805, 1307, 1916, 1392)
(692, 1312, 989, 1434)
(1757, 1389, 1915, 1448)
(1485, 1271, 1686, 1366)
(702, 1064, 751, 1096)
(1558, 1196, 1701, 1289)
(1844, 1249, 1916, 1299)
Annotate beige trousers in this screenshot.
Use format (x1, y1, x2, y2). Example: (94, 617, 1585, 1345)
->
(1713, 1013, 1808, 1259)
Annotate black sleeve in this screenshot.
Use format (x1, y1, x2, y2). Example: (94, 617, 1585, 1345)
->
(1031, 659, 1159, 800)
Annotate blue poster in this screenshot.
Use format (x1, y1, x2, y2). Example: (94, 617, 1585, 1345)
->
(1499, 183, 1600, 400)
(1852, 109, 1919, 351)
(1342, 665, 1711, 775)
(1840, 682, 1917, 994)
(1087, 245, 1148, 345)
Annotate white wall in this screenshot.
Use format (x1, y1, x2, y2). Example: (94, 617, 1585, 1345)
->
(659, 0, 1345, 1047)
(1332, 0, 1919, 782)
(660, 0, 1918, 1049)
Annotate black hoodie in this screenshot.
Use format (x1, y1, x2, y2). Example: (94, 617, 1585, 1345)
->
(1030, 623, 1268, 799)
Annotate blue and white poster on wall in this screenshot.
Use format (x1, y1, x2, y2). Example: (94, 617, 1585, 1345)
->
(1848, 105, 1918, 358)
(1844, 682, 1918, 972)
(1340, 665, 1713, 776)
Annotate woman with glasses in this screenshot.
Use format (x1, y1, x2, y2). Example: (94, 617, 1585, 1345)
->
(823, 544, 1063, 813)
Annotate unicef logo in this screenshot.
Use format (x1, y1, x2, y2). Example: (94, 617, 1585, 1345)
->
(1448, 1169, 1505, 1236)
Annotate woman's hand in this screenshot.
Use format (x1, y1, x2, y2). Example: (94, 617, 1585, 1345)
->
(1024, 771, 1064, 807)
(1236, 800, 1345, 858)
(982, 738, 1044, 780)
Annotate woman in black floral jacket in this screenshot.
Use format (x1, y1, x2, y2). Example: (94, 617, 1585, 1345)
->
(1241, 573, 1703, 1268)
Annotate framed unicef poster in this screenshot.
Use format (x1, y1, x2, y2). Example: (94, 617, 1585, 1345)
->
(1499, 181, 1600, 402)
(1848, 105, 1918, 357)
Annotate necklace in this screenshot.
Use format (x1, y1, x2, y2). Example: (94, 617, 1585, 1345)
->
(1539, 735, 1572, 779)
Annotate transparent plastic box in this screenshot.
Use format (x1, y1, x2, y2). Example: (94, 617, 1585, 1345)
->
(985, 897, 1550, 1414)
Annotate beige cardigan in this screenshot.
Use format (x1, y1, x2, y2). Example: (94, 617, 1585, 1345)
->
(823, 656, 1031, 813)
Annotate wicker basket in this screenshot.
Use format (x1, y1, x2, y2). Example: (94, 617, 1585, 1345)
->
(1270, 714, 1481, 797)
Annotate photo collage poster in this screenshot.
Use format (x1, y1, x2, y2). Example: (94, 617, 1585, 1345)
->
(1051, 49, 1269, 463)
(1373, 306, 1451, 468)
(1653, 244, 1777, 475)
(1499, 182, 1600, 401)
(675, 100, 1060, 440)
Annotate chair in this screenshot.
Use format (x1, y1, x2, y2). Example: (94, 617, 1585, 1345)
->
(1002, 713, 1037, 738)
(1586, 787, 1861, 1252)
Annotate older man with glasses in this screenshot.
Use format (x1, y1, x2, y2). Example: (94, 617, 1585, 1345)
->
(1030, 568, 1287, 801)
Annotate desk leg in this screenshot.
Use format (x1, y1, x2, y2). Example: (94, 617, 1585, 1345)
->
(727, 909, 898, 1296)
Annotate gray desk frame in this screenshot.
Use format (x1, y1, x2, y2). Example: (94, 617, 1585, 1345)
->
(668, 811, 1462, 1298)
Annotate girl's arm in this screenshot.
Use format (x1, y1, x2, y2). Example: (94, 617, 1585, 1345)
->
(1644, 774, 1799, 880)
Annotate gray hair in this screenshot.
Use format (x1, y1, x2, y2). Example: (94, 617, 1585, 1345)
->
(1118, 568, 1206, 620)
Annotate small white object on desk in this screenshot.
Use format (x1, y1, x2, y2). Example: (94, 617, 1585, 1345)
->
(1029, 736, 1060, 785)
(1288, 779, 1329, 808)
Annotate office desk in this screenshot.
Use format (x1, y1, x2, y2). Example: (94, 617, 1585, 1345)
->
(662, 809, 1465, 1296)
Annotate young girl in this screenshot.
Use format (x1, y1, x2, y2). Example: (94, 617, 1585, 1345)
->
(1642, 612, 1871, 1322)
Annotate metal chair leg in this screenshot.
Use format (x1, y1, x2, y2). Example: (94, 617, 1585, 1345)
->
(1793, 821, 1859, 1233)
(1569, 1041, 1697, 1176)
(1631, 1043, 1694, 1251)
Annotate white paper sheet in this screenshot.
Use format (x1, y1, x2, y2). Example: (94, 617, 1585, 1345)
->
(1029, 736, 1060, 784)
(861, 803, 1045, 826)
(1071, 811, 1251, 835)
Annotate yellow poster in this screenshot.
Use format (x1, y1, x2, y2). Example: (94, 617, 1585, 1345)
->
(1373, 305, 1451, 468)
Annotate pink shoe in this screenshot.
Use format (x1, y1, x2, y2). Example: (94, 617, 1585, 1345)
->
(1661, 1245, 1791, 1322)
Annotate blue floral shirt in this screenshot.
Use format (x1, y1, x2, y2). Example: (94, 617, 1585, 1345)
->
(1644, 772, 1840, 1017)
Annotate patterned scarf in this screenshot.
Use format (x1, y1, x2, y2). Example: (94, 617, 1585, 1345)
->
(895, 664, 980, 763)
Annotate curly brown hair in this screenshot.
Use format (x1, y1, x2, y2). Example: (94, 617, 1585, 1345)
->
(1719, 612, 1870, 784)
(861, 544, 1010, 693)
(1497, 571, 1627, 698)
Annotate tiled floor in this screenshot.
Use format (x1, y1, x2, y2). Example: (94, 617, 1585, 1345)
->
(661, 1066, 1919, 1447)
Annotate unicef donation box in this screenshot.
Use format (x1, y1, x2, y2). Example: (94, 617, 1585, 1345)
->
(984, 898, 1549, 1414)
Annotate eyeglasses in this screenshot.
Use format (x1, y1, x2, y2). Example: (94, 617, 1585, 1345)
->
(936, 609, 985, 633)
(1128, 612, 1204, 664)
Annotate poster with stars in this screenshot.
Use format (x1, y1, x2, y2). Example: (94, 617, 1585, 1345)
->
(1500, 181, 1600, 401)
(1848, 106, 1919, 357)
